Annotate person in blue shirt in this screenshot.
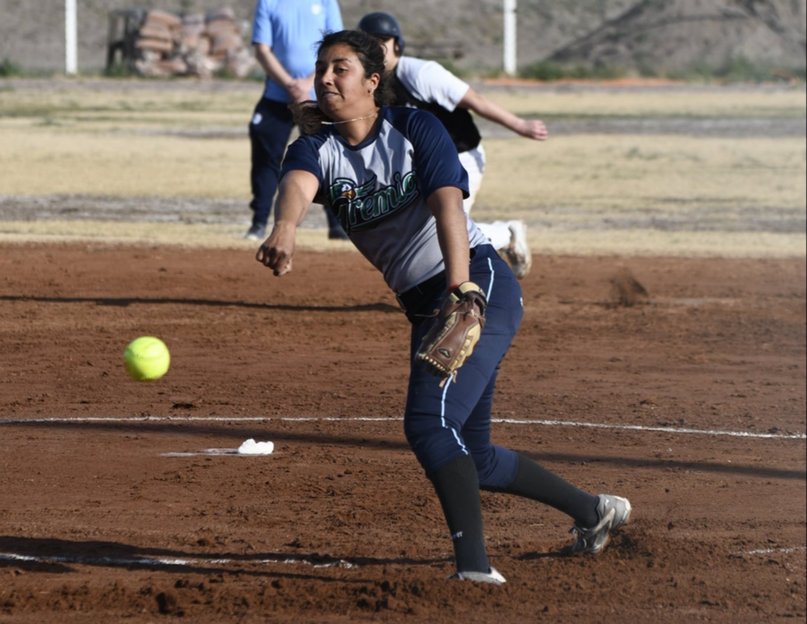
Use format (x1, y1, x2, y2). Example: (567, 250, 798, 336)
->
(255, 29, 631, 585)
(246, 0, 347, 241)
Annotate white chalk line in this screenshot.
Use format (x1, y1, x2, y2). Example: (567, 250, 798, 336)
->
(743, 546, 806, 556)
(0, 551, 354, 570)
(497, 418, 806, 440)
(2, 547, 803, 572)
(161, 448, 266, 457)
(0, 415, 803, 440)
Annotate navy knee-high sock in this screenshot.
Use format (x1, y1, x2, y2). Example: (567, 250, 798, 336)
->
(498, 453, 599, 527)
(427, 454, 490, 573)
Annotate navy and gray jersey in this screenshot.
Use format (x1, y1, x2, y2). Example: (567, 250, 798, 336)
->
(390, 56, 481, 154)
(281, 106, 488, 293)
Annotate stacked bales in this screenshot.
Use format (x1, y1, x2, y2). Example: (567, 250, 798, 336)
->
(132, 7, 254, 78)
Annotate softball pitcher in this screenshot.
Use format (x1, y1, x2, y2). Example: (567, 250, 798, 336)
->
(256, 29, 631, 584)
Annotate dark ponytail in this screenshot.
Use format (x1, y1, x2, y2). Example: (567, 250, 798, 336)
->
(292, 100, 331, 134)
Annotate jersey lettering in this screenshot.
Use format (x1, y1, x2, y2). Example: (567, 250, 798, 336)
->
(329, 171, 419, 231)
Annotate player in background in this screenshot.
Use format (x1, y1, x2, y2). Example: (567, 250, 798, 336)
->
(358, 11, 548, 278)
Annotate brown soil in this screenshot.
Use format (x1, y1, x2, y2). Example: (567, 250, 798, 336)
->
(0, 243, 804, 623)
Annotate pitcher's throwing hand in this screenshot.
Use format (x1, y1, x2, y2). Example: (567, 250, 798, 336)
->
(256, 227, 294, 276)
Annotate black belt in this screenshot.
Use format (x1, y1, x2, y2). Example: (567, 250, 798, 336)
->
(396, 271, 446, 320)
(395, 247, 487, 320)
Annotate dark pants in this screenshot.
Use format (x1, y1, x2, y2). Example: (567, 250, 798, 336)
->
(402, 245, 524, 487)
(248, 97, 342, 232)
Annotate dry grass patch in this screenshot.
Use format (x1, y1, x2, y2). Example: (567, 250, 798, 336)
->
(0, 127, 250, 198)
(0, 219, 356, 252)
(0, 79, 804, 257)
(478, 134, 806, 215)
(486, 85, 807, 118)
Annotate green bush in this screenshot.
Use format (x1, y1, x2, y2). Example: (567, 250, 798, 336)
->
(0, 58, 22, 77)
(519, 61, 626, 81)
(667, 57, 805, 83)
(103, 62, 134, 78)
(518, 57, 805, 83)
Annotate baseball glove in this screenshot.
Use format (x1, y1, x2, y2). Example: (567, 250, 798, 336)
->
(416, 282, 487, 386)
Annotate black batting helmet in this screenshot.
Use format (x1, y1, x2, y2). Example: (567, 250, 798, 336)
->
(357, 12, 406, 54)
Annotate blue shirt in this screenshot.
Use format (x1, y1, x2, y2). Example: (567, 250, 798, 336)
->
(282, 107, 486, 293)
(251, 0, 343, 102)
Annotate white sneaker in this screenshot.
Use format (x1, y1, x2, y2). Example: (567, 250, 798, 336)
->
(506, 220, 532, 279)
(449, 566, 506, 585)
(568, 494, 632, 555)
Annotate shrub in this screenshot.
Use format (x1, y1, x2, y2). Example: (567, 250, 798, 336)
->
(0, 58, 22, 77)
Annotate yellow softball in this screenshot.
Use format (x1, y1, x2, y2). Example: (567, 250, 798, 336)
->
(123, 336, 170, 381)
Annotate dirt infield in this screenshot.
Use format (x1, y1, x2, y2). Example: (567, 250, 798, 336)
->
(0, 242, 804, 622)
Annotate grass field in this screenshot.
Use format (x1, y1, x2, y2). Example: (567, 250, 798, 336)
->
(0, 77, 804, 256)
